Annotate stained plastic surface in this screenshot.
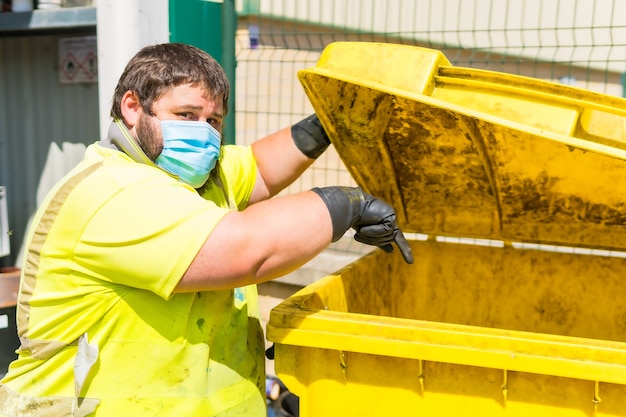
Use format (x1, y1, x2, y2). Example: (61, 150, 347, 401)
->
(297, 41, 626, 250)
(267, 42, 626, 417)
(269, 242, 626, 416)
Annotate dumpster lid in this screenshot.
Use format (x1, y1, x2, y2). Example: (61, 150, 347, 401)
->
(298, 42, 626, 250)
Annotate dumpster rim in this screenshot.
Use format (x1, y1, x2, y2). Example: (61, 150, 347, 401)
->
(268, 296, 626, 385)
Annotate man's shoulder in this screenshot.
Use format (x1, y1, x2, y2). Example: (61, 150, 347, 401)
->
(84, 143, 177, 187)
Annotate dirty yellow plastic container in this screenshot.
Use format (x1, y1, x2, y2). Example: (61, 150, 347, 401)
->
(267, 42, 626, 417)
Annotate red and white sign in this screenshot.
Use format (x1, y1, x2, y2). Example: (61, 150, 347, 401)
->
(58, 36, 98, 84)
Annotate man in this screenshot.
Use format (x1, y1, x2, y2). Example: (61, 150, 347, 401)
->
(0, 43, 412, 416)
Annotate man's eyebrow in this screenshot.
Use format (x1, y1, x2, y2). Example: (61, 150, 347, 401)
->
(175, 104, 204, 111)
(174, 105, 223, 119)
(207, 109, 224, 119)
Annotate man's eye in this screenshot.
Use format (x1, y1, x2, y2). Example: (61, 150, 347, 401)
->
(208, 120, 222, 131)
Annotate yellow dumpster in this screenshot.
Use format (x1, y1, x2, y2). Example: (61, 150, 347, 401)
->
(267, 42, 626, 417)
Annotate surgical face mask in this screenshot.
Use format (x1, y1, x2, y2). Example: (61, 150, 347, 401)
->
(155, 120, 222, 188)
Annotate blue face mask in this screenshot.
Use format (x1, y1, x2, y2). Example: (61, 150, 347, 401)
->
(155, 120, 222, 188)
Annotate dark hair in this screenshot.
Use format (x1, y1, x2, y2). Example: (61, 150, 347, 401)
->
(109, 43, 230, 120)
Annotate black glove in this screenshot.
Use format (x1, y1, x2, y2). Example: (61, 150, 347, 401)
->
(312, 186, 414, 264)
(291, 114, 331, 159)
(265, 344, 275, 360)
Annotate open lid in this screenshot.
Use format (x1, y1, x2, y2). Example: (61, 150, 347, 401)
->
(298, 42, 626, 250)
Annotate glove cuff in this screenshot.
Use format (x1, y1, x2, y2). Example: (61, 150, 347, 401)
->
(312, 186, 364, 241)
(291, 114, 331, 159)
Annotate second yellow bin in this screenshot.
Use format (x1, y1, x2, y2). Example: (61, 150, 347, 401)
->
(267, 42, 626, 417)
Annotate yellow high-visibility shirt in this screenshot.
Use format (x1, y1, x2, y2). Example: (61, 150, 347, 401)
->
(0, 143, 266, 417)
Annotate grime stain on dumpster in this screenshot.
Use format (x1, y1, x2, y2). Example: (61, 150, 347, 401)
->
(196, 318, 206, 332)
(501, 171, 626, 226)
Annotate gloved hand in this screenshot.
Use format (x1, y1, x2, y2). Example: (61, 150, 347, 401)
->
(291, 114, 331, 159)
(312, 186, 414, 264)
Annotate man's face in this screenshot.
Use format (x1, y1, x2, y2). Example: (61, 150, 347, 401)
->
(134, 83, 224, 162)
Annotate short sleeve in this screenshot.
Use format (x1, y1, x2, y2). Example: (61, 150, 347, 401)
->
(73, 176, 228, 299)
(199, 145, 257, 211)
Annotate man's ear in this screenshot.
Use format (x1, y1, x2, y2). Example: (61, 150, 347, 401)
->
(120, 91, 142, 128)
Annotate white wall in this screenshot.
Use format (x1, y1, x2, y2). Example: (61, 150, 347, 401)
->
(96, 0, 170, 139)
